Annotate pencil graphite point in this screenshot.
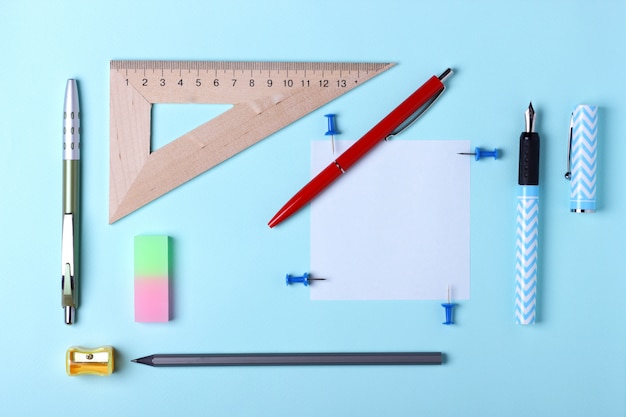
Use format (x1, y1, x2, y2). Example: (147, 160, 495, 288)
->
(131, 355, 154, 366)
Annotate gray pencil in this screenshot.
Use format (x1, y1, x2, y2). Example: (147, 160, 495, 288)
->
(132, 352, 443, 367)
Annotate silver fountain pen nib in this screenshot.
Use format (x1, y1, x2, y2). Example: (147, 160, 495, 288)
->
(525, 102, 535, 133)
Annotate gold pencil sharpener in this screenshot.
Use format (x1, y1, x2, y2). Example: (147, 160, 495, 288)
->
(66, 346, 115, 376)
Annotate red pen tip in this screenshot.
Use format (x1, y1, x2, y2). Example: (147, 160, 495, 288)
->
(268, 212, 287, 227)
(268, 213, 283, 228)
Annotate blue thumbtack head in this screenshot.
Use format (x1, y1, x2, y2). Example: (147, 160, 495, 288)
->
(441, 285, 457, 325)
(324, 114, 339, 154)
(286, 272, 326, 286)
(458, 147, 499, 161)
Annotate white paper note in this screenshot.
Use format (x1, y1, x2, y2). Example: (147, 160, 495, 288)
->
(310, 139, 470, 301)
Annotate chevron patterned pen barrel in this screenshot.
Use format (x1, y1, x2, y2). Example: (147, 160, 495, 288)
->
(515, 186, 539, 324)
(569, 105, 598, 213)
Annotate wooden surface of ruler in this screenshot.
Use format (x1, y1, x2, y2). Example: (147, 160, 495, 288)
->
(110, 60, 394, 223)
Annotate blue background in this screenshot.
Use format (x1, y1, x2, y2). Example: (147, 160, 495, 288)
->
(1, 0, 625, 415)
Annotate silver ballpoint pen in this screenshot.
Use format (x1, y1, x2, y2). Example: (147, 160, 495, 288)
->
(61, 79, 80, 325)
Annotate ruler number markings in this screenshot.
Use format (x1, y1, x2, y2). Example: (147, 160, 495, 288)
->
(123, 75, 354, 89)
(116, 62, 373, 90)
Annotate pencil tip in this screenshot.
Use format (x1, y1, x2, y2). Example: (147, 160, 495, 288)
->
(131, 355, 155, 366)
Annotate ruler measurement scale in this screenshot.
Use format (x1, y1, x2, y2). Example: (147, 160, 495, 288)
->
(122, 76, 355, 87)
(110, 60, 393, 223)
(116, 63, 381, 98)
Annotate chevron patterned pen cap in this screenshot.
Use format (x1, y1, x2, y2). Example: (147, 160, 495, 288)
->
(567, 105, 598, 213)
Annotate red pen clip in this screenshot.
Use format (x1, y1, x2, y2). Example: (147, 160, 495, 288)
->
(387, 68, 453, 139)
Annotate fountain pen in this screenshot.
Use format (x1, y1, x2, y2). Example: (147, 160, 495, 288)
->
(269, 68, 453, 228)
(61, 79, 81, 325)
(515, 102, 540, 325)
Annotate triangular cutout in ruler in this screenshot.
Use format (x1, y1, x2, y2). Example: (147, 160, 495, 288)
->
(151, 103, 233, 152)
(109, 60, 394, 223)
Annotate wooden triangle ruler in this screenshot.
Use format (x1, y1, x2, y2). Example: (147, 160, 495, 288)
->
(109, 60, 394, 223)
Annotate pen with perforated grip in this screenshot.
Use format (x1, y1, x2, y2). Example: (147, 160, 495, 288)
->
(515, 103, 539, 325)
(61, 79, 80, 325)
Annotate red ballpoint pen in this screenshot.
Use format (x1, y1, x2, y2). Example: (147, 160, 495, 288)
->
(268, 68, 454, 228)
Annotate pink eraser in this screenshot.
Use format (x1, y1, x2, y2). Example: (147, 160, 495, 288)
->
(134, 235, 170, 322)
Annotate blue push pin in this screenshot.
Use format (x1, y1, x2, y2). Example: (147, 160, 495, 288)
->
(458, 147, 499, 161)
(441, 285, 457, 325)
(324, 114, 340, 154)
(286, 272, 326, 287)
